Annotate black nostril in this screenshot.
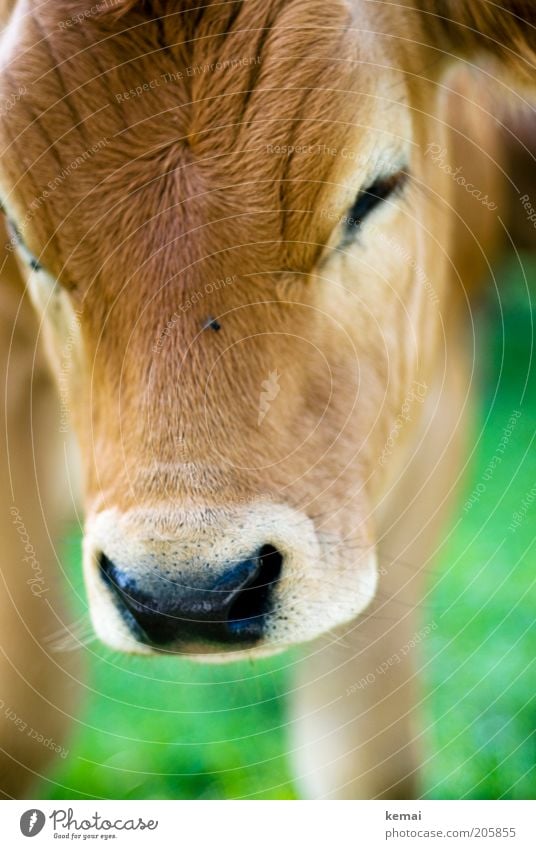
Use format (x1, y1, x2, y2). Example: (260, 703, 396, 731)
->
(225, 545, 283, 639)
(99, 552, 155, 642)
(98, 545, 283, 647)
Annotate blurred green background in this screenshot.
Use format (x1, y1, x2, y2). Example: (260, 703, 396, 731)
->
(37, 255, 535, 800)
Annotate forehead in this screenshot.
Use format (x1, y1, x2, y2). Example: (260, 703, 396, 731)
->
(0, 0, 408, 285)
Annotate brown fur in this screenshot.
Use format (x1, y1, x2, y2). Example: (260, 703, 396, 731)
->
(416, 0, 536, 85)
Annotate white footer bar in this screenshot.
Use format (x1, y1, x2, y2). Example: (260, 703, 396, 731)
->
(2, 799, 535, 848)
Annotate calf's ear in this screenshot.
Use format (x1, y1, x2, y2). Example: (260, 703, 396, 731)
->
(415, 1, 536, 87)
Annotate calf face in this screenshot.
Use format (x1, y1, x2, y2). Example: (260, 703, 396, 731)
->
(0, 0, 533, 657)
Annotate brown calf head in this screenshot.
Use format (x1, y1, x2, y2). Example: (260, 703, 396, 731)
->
(0, 0, 533, 657)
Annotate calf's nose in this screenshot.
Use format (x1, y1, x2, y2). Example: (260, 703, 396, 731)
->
(99, 545, 283, 646)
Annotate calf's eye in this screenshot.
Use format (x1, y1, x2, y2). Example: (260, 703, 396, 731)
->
(5, 217, 43, 272)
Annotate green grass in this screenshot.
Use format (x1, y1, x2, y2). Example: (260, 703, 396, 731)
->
(37, 256, 535, 800)
(421, 255, 536, 799)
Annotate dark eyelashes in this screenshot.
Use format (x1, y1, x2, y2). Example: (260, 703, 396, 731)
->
(4, 216, 43, 272)
(343, 169, 409, 240)
(27, 255, 43, 273)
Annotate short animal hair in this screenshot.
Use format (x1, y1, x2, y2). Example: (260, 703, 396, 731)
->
(415, 0, 536, 85)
